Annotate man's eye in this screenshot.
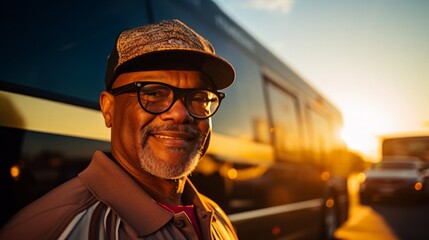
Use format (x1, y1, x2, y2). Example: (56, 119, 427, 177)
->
(192, 96, 208, 102)
(141, 87, 170, 99)
(143, 90, 162, 97)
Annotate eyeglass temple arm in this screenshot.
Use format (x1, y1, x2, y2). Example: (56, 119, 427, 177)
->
(109, 83, 139, 95)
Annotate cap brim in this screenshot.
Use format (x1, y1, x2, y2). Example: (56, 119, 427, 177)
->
(112, 49, 235, 90)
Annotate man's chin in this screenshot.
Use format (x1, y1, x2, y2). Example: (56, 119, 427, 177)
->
(139, 155, 199, 179)
(149, 167, 194, 180)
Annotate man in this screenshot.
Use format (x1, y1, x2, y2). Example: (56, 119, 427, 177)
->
(0, 19, 237, 239)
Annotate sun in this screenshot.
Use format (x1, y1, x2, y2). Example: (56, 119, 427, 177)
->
(340, 121, 383, 162)
(341, 128, 378, 156)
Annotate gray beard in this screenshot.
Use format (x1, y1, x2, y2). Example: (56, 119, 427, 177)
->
(137, 124, 207, 179)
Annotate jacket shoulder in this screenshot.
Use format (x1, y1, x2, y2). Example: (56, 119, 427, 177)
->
(0, 177, 97, 239)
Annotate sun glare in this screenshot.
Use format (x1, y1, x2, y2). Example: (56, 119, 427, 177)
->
(341, 127, 380, 161)
(338, 105, 399, 161)
(341, 129, 374, 152)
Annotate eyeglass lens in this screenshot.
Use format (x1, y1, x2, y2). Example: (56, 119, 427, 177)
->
(139, 83, 220, 118)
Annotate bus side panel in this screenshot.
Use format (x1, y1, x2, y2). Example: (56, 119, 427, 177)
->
(232, 206, 323, 239)
(0, 126, 110, 226)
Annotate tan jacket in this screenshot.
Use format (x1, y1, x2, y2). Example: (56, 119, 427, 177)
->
(0, 151, 238, 240)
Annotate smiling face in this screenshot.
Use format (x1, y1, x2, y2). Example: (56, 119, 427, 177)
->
(100, 70, 212, 179)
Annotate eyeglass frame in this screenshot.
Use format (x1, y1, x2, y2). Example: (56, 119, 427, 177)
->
(108, 81, 225, 119)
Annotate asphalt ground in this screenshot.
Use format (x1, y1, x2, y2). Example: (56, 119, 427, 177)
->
(334, 175, 398, 240)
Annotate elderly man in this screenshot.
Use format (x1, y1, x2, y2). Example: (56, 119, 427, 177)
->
(0, 19, 237, 240)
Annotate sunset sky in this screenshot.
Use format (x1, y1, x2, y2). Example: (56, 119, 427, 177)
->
(213, 0, 429, 160)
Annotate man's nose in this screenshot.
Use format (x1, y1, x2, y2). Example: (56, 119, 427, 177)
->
(159, 98, 194, 123)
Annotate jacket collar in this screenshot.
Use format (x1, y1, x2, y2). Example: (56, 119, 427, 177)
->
(78, 151, 209, 237)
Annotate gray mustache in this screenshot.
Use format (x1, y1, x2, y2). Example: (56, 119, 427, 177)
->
(147, 125, 199, 136)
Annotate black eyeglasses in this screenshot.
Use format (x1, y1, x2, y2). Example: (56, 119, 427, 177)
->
(109, 81, 225, 119)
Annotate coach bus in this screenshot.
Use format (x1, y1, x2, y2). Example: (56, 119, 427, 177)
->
(382, 134, 429, 163)
(0, 0, 351, 238)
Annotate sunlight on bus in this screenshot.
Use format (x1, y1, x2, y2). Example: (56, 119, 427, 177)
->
(414, 182, 423, 191)
(321, 171, 330, 181)
(10, 165, 21, 181)
(227, 168, 238, 180)
(325, 198, 335, 208)
(272, 226, 281, 236)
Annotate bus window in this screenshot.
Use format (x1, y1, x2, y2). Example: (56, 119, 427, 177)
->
(306, 106, 333, 167)
(265, 78, 301, 162)
(210, 47, 269, 143)
(0, 0, 151, 108)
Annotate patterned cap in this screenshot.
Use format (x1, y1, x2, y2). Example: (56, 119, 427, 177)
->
(105, 19, 235, 90)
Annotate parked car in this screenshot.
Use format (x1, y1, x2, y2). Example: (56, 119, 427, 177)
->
(359, 156, 429, 204)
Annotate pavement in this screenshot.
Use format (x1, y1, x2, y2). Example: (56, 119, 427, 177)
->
(334, 175, 399, 240)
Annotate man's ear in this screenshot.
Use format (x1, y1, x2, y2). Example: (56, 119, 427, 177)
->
(100, 91, 114, 128)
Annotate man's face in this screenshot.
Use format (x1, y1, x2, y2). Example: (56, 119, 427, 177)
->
(104, 70, 211, 179)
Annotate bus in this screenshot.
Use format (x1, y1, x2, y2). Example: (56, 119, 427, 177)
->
(0, 0, 351, 238)
(382, 134, 429, 163)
